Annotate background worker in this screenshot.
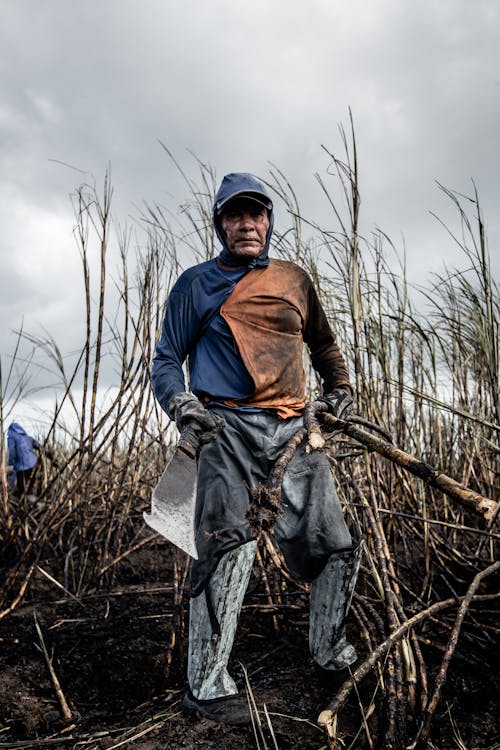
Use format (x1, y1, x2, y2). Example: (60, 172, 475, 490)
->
(7, 422, 41, 502)
(152, 172, 361, 724)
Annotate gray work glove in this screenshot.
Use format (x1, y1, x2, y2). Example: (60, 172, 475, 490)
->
(168, 392, 226, 445)
(319, 388, 354, 421)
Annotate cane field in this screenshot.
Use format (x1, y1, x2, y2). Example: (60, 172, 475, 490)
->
(1, 128, 498, 750)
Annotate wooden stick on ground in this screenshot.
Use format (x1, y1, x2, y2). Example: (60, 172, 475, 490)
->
(34, 613, 73, 721)
(0, 564, 35, 622)
(317, 591, 500, 747)
(407, 559, 500, 747)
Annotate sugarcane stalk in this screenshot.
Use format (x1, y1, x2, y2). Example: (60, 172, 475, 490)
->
(407, 559, 500, 747)
(317, 591, 500, 743)
(34, 613, 73, 721)
(320, 411, 498, 522)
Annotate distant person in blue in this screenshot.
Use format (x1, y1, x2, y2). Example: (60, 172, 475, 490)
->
(7, 422, 41, 501)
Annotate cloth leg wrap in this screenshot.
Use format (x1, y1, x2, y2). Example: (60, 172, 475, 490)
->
(187, 540, 257, 700)
(309, 540, 363, 670)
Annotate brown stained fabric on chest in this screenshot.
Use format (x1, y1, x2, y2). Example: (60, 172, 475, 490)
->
(220, 259, 319, 418)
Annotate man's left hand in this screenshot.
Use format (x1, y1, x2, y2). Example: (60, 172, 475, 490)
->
(319, 389, 354, 420)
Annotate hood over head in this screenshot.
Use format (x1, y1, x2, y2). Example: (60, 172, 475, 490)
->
(213, 172, 274, 268)
(8, 422, 28, 436)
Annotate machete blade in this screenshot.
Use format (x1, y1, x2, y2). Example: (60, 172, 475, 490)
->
(143, 446, 198, 559)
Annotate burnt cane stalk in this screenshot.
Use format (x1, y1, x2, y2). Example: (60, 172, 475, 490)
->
(247, 402, 339, 534)
(317, 406, 498, 523)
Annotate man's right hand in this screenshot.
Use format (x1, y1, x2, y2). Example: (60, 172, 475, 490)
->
(168, 392, 226, 445)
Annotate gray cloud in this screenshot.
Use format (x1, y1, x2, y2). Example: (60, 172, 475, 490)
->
(1, 0, 499, 425)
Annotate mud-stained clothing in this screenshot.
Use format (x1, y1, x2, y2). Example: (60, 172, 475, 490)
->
(152, 259, 350, 419)
(151, 170, 353, 595)
(152, 172, 359, 705)
(191, 408, 352, 596)
(220, 258, 351, 417)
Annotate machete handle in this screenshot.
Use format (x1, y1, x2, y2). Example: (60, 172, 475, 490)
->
(178, 426, 199, 459)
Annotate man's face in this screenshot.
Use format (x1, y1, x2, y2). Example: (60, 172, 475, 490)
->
(219, 199, 270, 259)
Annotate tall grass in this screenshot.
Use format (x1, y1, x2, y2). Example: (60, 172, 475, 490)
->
(0, 134, 498, 746)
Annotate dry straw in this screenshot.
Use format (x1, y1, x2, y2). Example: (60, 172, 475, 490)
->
(0, 124, 498, 747)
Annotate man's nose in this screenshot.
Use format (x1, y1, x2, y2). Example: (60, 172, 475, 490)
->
(239, 212, 256, 230)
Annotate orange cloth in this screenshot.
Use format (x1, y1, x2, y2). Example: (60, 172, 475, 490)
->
(219, 259, 351, 419)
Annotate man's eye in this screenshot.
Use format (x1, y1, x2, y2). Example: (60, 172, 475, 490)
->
(223, 209, 265, 221)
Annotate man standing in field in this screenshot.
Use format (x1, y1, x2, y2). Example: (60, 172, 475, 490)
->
(151, 172, 361, 724)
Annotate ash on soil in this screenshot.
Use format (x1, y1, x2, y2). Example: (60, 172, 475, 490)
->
(0, 546, 498, 750)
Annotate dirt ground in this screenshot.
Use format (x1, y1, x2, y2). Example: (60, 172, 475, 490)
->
(1, 546, 499, 750)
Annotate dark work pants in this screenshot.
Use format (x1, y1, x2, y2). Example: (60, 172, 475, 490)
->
(191, 408, 352, 596)
(15, 467, 37, 497)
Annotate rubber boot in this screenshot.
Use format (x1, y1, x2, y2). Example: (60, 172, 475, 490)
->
(183, 540, 257, 723)
(309, 540, 363, 671)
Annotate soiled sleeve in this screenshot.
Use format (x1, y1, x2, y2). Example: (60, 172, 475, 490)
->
(302, 280, 353, 394)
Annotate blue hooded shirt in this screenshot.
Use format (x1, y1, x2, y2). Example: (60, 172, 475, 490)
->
(151, 173, 274, 413)
(7, 422, 40, 477)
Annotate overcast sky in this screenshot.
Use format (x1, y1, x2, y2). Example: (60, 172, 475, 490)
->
(1, 0, 499, 429)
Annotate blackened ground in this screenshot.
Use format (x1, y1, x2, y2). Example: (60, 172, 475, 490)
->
(0, 547, 498, 750)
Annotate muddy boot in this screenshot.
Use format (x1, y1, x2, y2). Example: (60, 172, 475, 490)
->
(309, 540, 363, 671)
(185, 540, 257, 724)
(182, 688, 251, 725)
